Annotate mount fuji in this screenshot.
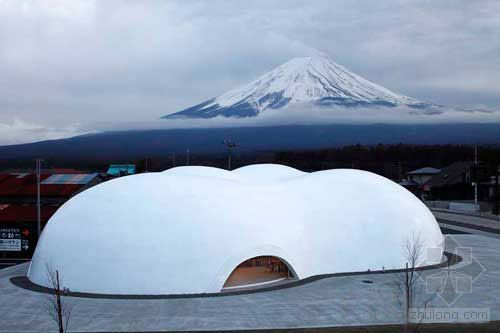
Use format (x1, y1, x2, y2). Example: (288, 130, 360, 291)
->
(163, 54, 436, 119)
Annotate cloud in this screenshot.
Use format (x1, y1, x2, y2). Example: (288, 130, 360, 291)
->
(2, 104, 499, 146)
(88, 104, 500, 134)
(0, 0, 500, 144)
(0, 118, 86, 145)
(415, 69, 500, 95)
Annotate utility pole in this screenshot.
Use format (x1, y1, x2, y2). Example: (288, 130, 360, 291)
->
(398, 160, 403, 182)
(222, 138, 237, 171)
(171, 152, 176, 168)
(186, 149, 190, 166)
(35, 158, 43, 240)
(474, 145, 478, 206)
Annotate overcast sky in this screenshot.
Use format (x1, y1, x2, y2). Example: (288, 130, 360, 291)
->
(1, 0, 500, 144)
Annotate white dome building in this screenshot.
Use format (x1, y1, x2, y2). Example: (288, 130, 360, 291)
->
(28, 164, 443, 295)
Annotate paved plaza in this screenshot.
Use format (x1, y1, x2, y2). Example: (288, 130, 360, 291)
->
(0, 215, 499, 332)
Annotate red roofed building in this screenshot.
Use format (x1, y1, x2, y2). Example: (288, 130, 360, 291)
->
(0, 172, 103, 258)
(0, 203, 58, 223)
(0, 172, 102, 203)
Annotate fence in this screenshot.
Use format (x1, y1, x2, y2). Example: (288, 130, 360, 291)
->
(426, 200, 500, 220)
(426, 200, 481, 213)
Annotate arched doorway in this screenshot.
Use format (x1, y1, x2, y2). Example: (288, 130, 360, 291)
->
(222, 256, 295, 290)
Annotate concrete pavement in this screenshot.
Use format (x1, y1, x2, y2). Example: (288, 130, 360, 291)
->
(0, 233, 499, 332)
(433, 209, 500, 233)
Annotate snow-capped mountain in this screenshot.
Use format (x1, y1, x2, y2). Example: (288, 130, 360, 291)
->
(163, 54, 434, 119)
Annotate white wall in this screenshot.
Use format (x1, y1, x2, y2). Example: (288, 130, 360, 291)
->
(28, 165, 443, 295)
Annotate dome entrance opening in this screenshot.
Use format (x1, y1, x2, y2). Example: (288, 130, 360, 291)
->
(222, 256, 295, 291)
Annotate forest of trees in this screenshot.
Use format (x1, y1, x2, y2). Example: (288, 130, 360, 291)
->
(6, 143, 500, 183)
(128, 144, 500, 182)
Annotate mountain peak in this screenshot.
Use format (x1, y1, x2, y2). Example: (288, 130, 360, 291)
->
(163, 54, 433, 119)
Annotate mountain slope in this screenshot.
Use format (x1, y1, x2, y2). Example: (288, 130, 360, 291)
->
(163, 54, 434, 119)
(1, 124, 500, 164)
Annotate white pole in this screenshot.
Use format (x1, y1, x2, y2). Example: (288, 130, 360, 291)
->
(474, 145, 478, 206)
(36, 159, 42, 239)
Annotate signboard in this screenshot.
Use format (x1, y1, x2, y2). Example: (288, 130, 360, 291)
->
(0, 239, 21, 251)
(0, 227, 30, 252)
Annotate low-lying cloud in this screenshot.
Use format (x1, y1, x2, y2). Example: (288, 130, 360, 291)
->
(0, 118, 88, 145)
(2, 104, 500, 146)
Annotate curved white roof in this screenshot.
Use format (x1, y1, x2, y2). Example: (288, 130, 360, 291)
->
(28, 164, 443, 295)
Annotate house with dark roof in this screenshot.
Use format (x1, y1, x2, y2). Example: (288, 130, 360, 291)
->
(425, 161, 476, 200)
(405, 167, 441, 185)
(401, 162, 485, 201)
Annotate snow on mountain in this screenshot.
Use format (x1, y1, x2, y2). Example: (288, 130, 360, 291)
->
(163, 54, 435, 119)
